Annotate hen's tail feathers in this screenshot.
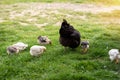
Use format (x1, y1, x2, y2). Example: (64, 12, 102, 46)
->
(62, 19, 68, 26)
(63, 19, 67, 23)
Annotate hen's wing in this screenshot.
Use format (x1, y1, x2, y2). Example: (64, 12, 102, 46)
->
(70, 30, 80, 40)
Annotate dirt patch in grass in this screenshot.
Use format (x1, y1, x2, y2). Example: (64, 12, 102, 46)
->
(35, 23, 48, 28)
(0, 18, 5, 23)
(1, 3, 120, 26)
(10, 3, 120, 13)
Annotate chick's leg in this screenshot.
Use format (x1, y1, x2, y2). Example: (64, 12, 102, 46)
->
(115, 57, 119, 64)
(83, 48, 88, 53)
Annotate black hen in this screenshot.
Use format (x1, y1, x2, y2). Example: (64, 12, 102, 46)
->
(59, 19, 81, 48)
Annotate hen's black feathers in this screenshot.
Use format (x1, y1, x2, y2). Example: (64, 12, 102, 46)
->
(59, 19, 81, 48)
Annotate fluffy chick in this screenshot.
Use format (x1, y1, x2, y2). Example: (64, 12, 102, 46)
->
(7, 46, 19, 55)
(7, 42, 28, 55)
(12, 42, 28, 51)
(81, 41, 89, 53)
(30, 45, 46, 57)
(108, 49, 120, 64)
(37, 36, 51, 45)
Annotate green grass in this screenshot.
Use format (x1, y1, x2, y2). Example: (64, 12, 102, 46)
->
(0, 0, 120, 5)
(0, 1, 120, 80)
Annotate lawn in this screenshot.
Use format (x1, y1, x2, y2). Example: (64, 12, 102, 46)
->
(0, 0, 120, 80)
(0, 0, 120, 5)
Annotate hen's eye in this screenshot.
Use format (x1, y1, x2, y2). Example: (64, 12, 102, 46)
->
(65, 25, 68, 28)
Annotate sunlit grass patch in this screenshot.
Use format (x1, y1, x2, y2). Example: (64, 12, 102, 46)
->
(0, 0, 120, 5)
